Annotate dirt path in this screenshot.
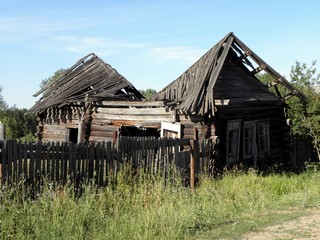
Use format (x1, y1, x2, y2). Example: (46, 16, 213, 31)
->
(242, 207, 320, 240)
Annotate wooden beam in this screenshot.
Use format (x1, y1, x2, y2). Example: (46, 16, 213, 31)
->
(274, 85, 282, 99)
(190, 139, 195, 192)
(99, 101, 166, 107)
(231, 33, 307, 102)
(231, 43, 254, 69)
(268, 81, 279, 88)
(206, 35, 234, 115)
(283, 92, 295, 101)
(250, 64, 266, 75)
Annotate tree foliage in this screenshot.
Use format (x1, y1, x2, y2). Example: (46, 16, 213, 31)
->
(0, 107, 36, 141)
(290, 60, 320, 90)
(0, 85, 7, 110)
(40, 68, 68, 94)
(139, 88, 157, 100)
(258, 61, 320, 160)
(288, 61, 320, 159)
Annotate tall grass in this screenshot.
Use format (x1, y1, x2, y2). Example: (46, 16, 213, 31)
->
(1, 168, 320, 239)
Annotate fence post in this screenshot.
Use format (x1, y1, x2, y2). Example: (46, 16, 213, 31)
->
(190, 139, 195, 191)
(0, 121, 5, 141)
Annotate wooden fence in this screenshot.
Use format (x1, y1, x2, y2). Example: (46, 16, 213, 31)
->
(0, 137, 212, 193)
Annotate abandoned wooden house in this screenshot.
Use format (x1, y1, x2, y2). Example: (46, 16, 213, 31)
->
(31, 53, 183, 144)
(31, 32, 306, 169)
(152, 32, 307, 169)
(31, 53, 150, 142)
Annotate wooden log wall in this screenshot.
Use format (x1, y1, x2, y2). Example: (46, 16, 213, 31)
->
(42, 122, 80, 142)
(90, 106, 172, 142)
(214, 105, 290, 168)
(38, 106, 83, 142)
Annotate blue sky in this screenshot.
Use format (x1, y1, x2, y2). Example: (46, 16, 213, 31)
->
(1, 0, 319, 109)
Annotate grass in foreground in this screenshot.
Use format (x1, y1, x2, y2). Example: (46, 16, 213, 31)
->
(0, 168, 320, 239)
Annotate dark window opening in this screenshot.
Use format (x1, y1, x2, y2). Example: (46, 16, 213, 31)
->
(226, 119, 270, 165)
(226, 120, 241, 165)
(69, 128, 78, 143)
(120, 126, 160, 137)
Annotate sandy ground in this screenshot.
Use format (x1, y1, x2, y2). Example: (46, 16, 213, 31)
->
(242, 207, 320, 240)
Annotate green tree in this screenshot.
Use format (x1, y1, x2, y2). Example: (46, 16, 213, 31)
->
(139, 88, 157, 100)
(288, 61, 320, 159)
(290, 60, 320, 90)
(0, 107, 36, 141)
(40, 68, 68, 95)
(0, 85, 7, 110)
(258, 62, 320, 160)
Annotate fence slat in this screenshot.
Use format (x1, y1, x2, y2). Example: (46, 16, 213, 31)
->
(1, 141, 7, 184)
(0, 137, 212, 191)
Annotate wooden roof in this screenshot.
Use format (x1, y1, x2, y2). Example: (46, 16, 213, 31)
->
(152, 32, 307, 115)
(31, 53, 144, 113)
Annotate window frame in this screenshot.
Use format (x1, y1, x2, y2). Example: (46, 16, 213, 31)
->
(226, 120, 241, 165)
(243, 120, 257, 160)
(226, 118, 270, 165)
(257, 119, 270, 156)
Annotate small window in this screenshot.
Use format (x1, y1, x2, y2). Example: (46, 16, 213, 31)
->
(243, 121, 256, 159)
(161, 121, 181, 138)
(226, 120, 241, 164)
(257, 120, 270, 155)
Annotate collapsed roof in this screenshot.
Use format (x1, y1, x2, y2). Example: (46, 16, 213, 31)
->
(31, 53, 144, 113)
(152, 32, 307, 115)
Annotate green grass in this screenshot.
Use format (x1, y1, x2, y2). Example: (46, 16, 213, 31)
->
(1, 168, 320, 239)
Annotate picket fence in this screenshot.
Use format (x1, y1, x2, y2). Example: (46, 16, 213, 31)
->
(0, 137, 212, 193)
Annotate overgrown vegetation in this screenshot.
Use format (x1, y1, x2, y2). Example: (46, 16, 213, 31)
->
(39, 68, 68, 91)
(139, 88, 157, 100)
(258, 60, 320, 160)
(0, 107, 36, 141)
(1, 168, 320, 239)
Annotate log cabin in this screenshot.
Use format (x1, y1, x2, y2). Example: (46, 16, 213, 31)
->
(31, 32, 306, 169)
(152, 32, 307, 169)
(30, 53, 154, 142)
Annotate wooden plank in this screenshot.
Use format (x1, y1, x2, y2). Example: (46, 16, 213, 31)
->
(28, 142, 35, 194)
(12, 140, 18, 184)
(90, 124, 118, 132)
(35, 142, 42, 192)
(83, 142, 88, 180)
(90, 131, 116, 138)
(41, 143, 46, 183)
(92, 113, 172, 122)
(106, 141, 112, 185)
(89, 136, 114, 142)
(50, 142, 55, 182)
(99, 142, 105, 186)
(55, 142, 61, 184)
(97, 107, 169, 115)
(63, 142, 68, 184)
(23, 142, 28, 186)
(88, 143, 94, 180)
(18, 141, 23, 182)
(190, 140, 195, 191)
(174, 140, 180, 179)
(95, 142, 101, 185)
(1, 141, 7, 185)
(46, 142, 52, 181)
(68, 142, 75, 183)
(99, 101, 165, 107)
(76, 142, 83, 192)
(6, 140, 13, 184)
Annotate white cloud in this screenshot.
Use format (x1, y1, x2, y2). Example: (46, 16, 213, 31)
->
(147, 46, 205, 64)
(52, 35, 147, 56)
